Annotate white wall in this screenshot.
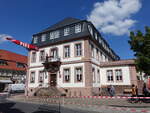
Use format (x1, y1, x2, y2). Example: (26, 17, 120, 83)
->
(92, 64, 101, 87)
(28, 63, 85, 88)
(90, 41, 112, 66)
(100, 66, 131, 85)
(58, 63, 85, 88)
(29, 40, 84, 67)
(28, 67, 49, 88)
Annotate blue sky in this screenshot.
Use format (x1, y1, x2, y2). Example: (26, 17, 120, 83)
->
(0, 0, 150, 59)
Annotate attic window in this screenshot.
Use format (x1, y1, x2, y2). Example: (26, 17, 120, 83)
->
(88, 25, 93, 36)
(50, 30, 60, 39)
(33, 36, 38, 43)
(41, 34, 46, 42)
(64, 27, 70, 36)
(75, 24, 81, 33)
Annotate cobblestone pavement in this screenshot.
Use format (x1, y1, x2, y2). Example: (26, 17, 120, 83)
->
(8, 95, 150, 113)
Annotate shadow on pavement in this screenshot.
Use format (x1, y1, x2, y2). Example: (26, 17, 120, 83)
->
(0, 102, 24, 113)
(33, 105, 60, 113)
(33, 110, 59, 113)
(109, 105, 150, 108)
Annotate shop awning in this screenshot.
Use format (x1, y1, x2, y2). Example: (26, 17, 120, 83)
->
(0, 80, 12, 83)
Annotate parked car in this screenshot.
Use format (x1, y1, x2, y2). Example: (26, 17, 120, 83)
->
(8, 84, 25, 93)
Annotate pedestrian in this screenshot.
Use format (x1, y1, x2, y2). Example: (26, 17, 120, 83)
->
(135, 85, 138, 97)
(131, 84, 136, 97)
(142, 83, 150, 97)
(109, 85, 115, 96)
(107, 85, 110, 96)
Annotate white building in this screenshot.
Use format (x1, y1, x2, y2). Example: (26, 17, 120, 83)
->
(27, 18, 140, 96)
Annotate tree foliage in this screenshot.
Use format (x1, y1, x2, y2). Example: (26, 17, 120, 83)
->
(129, 27, 150, 75)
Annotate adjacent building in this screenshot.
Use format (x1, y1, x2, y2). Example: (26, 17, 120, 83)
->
(27, 17, 143, 96)
(0, 49, 27, 92)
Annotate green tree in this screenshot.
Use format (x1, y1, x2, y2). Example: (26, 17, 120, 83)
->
(129, 27, 150, 75)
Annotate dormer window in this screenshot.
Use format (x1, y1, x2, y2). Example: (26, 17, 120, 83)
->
(88, 25, 93, 36)
(95, 33, 98, 40)
(33, 36, 38, 44)
(75, 24, 81, 33)
(50, 30, 60, 39)
(41, 34, 46, 42)
(54, 30, 60, 38)
(64, 27, 70, 36)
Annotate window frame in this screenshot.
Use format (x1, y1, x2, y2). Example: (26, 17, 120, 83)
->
(75, 66, 83, 83)
(41, 34, 46, 42)
(39, 50, 45, 62)
(63, 45, 70, 58)
(38, 70, 44, 83)
(75, 24, 81, 33)
(63, 68, 71, 83)
(33, 36, 38, 44)
(64, 27, 70, 36)
(106, 70, 114, 82)
(97, 69, 100, 83)
(92, 68, 96, 83)
(75, 43, 82, 57)
(31, 52, 36, 63)
(30, 71, 35, 83)
(50, 47, 58, 58)
(115, 69, 123, 82)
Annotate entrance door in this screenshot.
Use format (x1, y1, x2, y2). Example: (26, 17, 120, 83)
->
(50, 74, 57, 86)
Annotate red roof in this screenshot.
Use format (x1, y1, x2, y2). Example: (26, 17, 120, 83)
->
(0, 49, 27, 71)
(0, 49, 27, 64)
(100, 59, 135, 67)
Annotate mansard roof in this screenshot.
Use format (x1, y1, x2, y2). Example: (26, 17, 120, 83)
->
(32, 17, 120, 60)
(37, 17, 82, 34)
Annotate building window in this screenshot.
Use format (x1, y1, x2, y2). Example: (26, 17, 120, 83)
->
(96, 48, 99, 60)
(92, 68, 96, 83)
(30, 72, 35, 83)
(97, 69, 100, 83)
(75, 67, 82, 82)
(91, 44, 94, 58)
(0, 60, 8, 66)
(75, 24, 81, 33)
(16, 62, 25, 68)
(115, 69, 123, 81)
(95, 33, 98, 40)
(50, 31, 60, 39)
(41, 34, 46, 42)
(64, 45, 70, 58)
(39, 50, 45, 61)
(63, 68, 70, 82)
(88, 25, 93, 36)
(50, 48, 58, 58)
(54, 30, 60, 38)
(64, 27, 70, 36)
(75, 43, 82, 56)
(31, 52, 36, 63)
(33, 36, 38, 44)
(50, 32, 54, 39)
(100, 51, 103, 61)
(107, 70, 113, 82)
(39, 71, 44, 83)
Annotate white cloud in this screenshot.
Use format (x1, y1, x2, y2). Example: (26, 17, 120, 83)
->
(87, 0, 142, 36)
(0, 34, 12, 43)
